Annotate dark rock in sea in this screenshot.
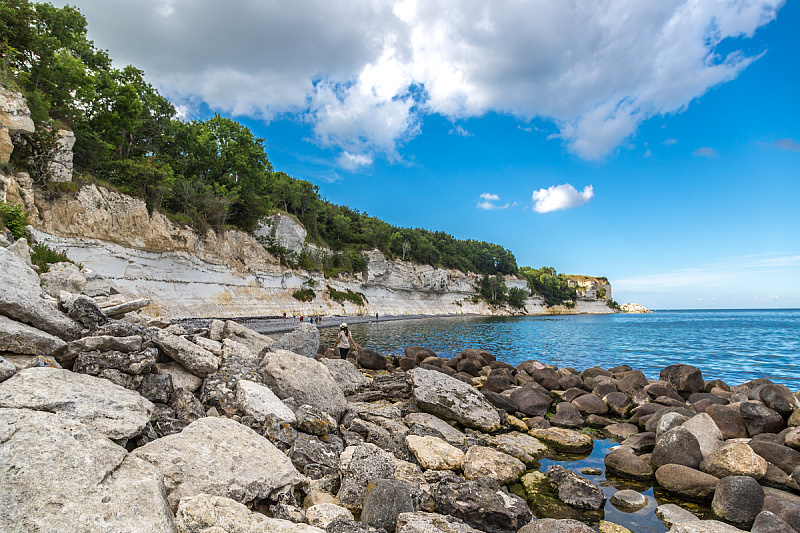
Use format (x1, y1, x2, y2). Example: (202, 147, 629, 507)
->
(571, 393, 608, 415)
(452, 372, 475, 385)
(525, 416, 551, 430)
(533, 367, 561, 390)
(651, 427, 704, 469)
(655, 464, 718, 501)
(593, 382, 618, 397)
(618, 370, 649, 395)
(482, 390, 519, 414)
(750, 511, 796, 533)
(643, 381, 684, 402)
(550, 401, 584, 428)
(457, 358, 483, 377)
(562, 387, 588, 403)
(397, 356, 417, 371)
(610, 489, 648, 512)
(687, 392, 727, 406)
(433, 476, 532, 533)
(546, 464, 605, 510)
(711, 475, 764, 529)
(660, 364, 704, 397)
(357, 349, 387, 371)
(405, 346, 436, 363)
(559, 373, 583, 390)
(481, 374, 515, 393)
(760, 383, 800, 418)
(705, 379, 731, 393)
(621, 432, 656, 453)
(509, 386, 552, 417)
(586, 414, 616, 427)
(741, 401, 786, 435)
(605, 391, 632, 417)
(605, 448, 654, 480)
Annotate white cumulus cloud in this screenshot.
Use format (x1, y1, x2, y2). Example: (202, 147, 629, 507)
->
(532, 184, 594, 213)
(336, 151, 374, 171)
(58, 0, 785, 164)
(477, 192, 509, 210)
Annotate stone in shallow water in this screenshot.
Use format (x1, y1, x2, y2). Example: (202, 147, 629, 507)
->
(610, 489, 647, 512)
(654, 464, 718, 501)
(462, 445, 526, 485)
(655, 503, 700, 528)
(529, 427, 593, 454)
(433, 475, 531, 533)
(546, 464, 605, 510)
(518, 518, 594, 533)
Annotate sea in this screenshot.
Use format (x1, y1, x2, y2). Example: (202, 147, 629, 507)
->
(320, 308, 800, 390)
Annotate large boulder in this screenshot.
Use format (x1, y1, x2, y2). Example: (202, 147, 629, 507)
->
(0, 408, 175, 533)
(337, 443, 397, 510)
(0, 314, 67, 358)
(711, 476, 764, 530)
(0, 247, 82, 340)
(153, 362, 203, 392)
(462, 446, 526, 485)
(320, 359, 371, 395)
(404, 412, 466, 446)
(154, 331, 220, 377)
(396, 512, 484, 533)
(660, 364, 704, 397)
(357, 348, 388, 371)
(651, 427, 703, 469)
(529, 428, 593, 454)
(669, 521, 746, 532)
(271, 323, 319, 358)
(39, 262, 86, 297)
(361, 479, 417, 533)
(409, 368, 501, 432)
(682, 413, 724, 457)
(760, 384, 800, 418)
(705, 404, 748, 440)
(0, 367, 153, 439)
(740, 401, 785, 436)
(655, 464, 718, 501)
(223, 320, 274, 356)
(509, 386, 552, 417)
(546, 465, 605, 510)
(433, 475, 532, 533)
(260, 349, 347, 421)
(700, 442, 767, 479)
(405, 435, 465, 470)
(748, 441, 800, 475)
(236, 378, 297, 424)
(604, 449, 654, 480)
(131, 416, 304, 510)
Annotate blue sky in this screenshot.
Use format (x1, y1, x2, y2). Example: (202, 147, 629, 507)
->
(58, 0, 799, 309)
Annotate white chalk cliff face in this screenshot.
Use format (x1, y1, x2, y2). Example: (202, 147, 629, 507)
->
(0, 86, 35, 164)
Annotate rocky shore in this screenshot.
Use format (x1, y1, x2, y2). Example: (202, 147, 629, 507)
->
(2, 229, 800, 533)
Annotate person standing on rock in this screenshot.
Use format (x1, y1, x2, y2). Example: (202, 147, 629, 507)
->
(334, 323, 358, 359)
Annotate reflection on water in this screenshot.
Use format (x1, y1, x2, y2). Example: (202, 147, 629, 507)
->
(321, 309, 800, 388)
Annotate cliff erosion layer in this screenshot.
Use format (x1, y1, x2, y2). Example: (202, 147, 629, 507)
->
(2, 173, 613, 319)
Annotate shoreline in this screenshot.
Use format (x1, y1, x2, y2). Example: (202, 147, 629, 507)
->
(176, 312, 483, 336)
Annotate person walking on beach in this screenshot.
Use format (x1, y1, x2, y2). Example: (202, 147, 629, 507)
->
(375, 312, 379, 322)
(334, 323, 359, 360)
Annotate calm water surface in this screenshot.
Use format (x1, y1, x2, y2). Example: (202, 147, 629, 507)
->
(322, 309, 800, 389)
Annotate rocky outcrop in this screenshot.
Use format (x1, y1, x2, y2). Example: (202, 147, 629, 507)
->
(0, 86, 35, 164)
(619, 303, 652, 313)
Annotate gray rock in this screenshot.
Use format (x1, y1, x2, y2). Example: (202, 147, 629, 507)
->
(138, 373, 173, 404)
(297, 404, 338, 435)
(655, 464, 718, 501)
(669, 520, 746, 532)
(682, 413, 724, 457)
(357, 348, 388, 371)
(223, 320, 273, 356)
(610, 489, 647, 512)
(656, 412, 690, 438)
(337, 443, 397, 510)
(700, 442, 767, 479)
(621, 431, 656, 453)
(0, 246, 82, 340)
(0, 314, 67, 357)
(651, 427, 703, 469)
(361, 479, 417, 533)
(131, 416, 304, 510)
(750, 511, 796, 533)
(550, 401, 584, 428)
(271, 323, 319, 358)
(0, 356, 15, 382)
(62, 334, 143, 364)
(762, 492, 800, 531)
(433, 475, 531, 533)
(0, 408, 175, 533)
(509, 386, 552, 417)
(760, 383, 800, 418)
(396, 512, 484, 533)
(236, 378, 297, 424)
(153, 362, 204, 392)
(604, 449, 654, 480)
(260, 349, 347, 421)
(518, 519, 594, 533)
(705, 404, 748, 439)
(154, 331, 220, 377)
(306, 503, 355, 530)
(102, 298, 151, 317)
(74, 348, 157, 376)
(655, 503, 699, 528)
(711, 476, 764, 529)
(81, 269, 117, 298)
(409, 368, 501, 432)
(404, 412, 466, 445)
(40, 262, 86, 297)
(572, 392, 608, 415)
(0, 367, 153, 439)
(660, 364, 704, 397)
(320, 358, 371, 395)
(741, 401, 785, 435)
(59, 293, 109, 330)
(462, 446, 526, 485)
(290, 433, 340, 471)
(546, 464, 605, 510)
(748, 441, 800, 475)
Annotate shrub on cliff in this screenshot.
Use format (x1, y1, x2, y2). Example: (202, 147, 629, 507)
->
(292, 288, 315, 302)
(0, 202, 28, 239)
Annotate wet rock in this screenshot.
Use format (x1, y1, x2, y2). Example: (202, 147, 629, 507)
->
(618, 370, 649, 395)
(643, 381, 683, 402)
(361, 479, 417, 533)
(655, 464, 718, 501)
(462, 446, 525, 485)
(546, 464, 605, 510)
(761, 383, 800, 418)
(533, 367, 561, 390)
(131, 416, 304, 510)
(406, 346, 436, 362)
(604, 449, 654, 480)
(529, 427, 593, 454)
(651, 427, 703, 469)
(559, 373, 584, 390)
(433, 475, 531, 533)
(655, 503, 700, 528)
(409, 368, 501, 432)
(610, 489, 647, 512)
(711, 475, 764, 529)
(0, 367, 153, 439)
(260, 349, 347, 421)
(700, 441, 767, 479)
(605, 392, 632, 417)
(705, 404, 748, 440)
(406, 435, 464, 470)
(0, 408, 174, 533)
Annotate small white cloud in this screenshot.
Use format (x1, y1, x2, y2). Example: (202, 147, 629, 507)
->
(692, 147, 718, 157)
(476, 200, 496, 210)
(772, 138, 800, 152)
(480, 193, 500, 201)
(476, 192, 509, 210)
(532, 184, 594, 213)
(644, 148, 653, 158)
(448, 125, 472, 137)
(336, 151, 373, 171)
(664, 138, 678, 145)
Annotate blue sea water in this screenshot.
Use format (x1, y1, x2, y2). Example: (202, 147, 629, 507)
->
(322, 309, 800, 390)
